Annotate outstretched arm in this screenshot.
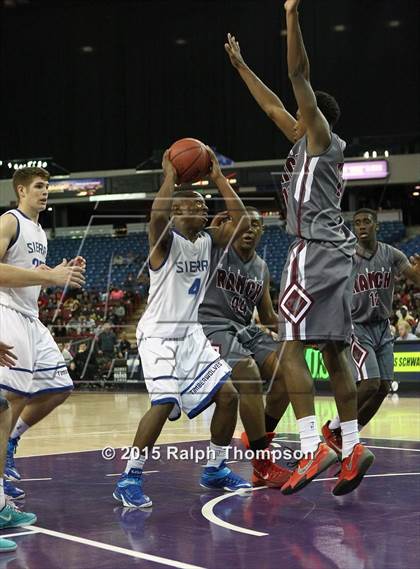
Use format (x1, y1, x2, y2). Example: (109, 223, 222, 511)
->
(285, 0, 331, 154)
(148, 151, 177, 270)
(206, 148, 250, 248)
(0, 262, 85, 288)
(225, 33, 296, 143)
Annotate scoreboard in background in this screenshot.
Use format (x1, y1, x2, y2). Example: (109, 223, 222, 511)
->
(306, 342, 420, 385)
(48, 178, 105, 198)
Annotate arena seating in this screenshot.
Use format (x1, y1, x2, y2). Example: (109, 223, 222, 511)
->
(47, 234, 149, 289)
(399, 234, 420, 258)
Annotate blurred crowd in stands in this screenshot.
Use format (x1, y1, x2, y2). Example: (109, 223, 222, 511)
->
(38, 272, 150, 384)
(391, 279, 420, 340)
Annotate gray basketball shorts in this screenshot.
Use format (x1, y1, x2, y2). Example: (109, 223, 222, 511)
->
(201, 322, 277, 370)
(350, 320, 394, 381)
(278, 239, 353, 344)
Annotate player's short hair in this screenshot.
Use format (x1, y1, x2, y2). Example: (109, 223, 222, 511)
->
(173, 189, 203, 201)
(12, 167, 50, 201)
(314, 91, 341, 127)
(353, 208, 378, 223)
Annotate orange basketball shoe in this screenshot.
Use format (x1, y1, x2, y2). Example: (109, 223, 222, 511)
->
(332, 443, 374, 496)
(281, 443, 338, 495)
(322, 421, 342, 457)
(240, 432, 291, 488)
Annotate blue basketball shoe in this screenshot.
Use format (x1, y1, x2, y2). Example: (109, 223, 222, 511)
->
(200, 461, 252, 491)
(5, 437, 21, 481)
(4, 480, 25, 501)
(113, 469, 152, 508)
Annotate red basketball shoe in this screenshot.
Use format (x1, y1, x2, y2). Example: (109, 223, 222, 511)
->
(281, 443, 338, 495)
(332, 443, 374, 496)
(240, 432, 291, 488)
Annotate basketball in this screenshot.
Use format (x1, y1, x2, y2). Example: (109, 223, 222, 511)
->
(168, 138, 211, 183)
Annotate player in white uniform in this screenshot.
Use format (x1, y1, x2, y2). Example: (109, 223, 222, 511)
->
(0, 167, 85, 500)
(113, 149, 252, 508)
(0, 260, 84, 552)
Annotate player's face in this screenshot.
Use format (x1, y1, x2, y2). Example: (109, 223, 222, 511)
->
(177, 196, 208, 230)
(238, 211, 263, 251)
(353, 213, 378, 242)
(18, 176, 49, 212)
(293, 110, 306, 142)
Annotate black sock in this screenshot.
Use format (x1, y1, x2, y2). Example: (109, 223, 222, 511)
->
(265, 413, 279, 433)
(249, 435, 269, 452)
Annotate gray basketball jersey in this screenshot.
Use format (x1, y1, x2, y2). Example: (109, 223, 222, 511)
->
(352, 242, 410, 324)
(198, 246, 269, 327)
(281, 133, 356, 257)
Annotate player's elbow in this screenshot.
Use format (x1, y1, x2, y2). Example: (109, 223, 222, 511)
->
(288, 67, 305, 81)
(265, 104, 282, 121)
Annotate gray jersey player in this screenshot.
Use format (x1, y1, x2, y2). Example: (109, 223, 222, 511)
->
(324, 209, 420, 450)
(225, 0, 373, 496)
(199, 207, 291, 488)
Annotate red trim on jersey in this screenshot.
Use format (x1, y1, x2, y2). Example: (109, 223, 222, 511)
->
(293, 240, 307, 339)
(296, 156, 311, 238)
(279, 240, 305, 339)
(350, 335, 368, 380)
(279, 240, 315, 340)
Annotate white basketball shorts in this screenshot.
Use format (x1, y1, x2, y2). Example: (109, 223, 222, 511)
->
(0, 305, 73, 397)
(138, 325, 231, 420)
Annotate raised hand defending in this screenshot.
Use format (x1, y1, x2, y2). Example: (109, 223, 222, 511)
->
(224, 33, 246, 69)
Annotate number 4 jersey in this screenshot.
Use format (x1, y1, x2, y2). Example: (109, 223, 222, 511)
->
(0, 209, 48, 318)
(352, 241, 410, 324)
(137, 229, 212, 338)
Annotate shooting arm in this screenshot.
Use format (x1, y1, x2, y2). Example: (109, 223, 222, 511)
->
(149, 152, 177, 270)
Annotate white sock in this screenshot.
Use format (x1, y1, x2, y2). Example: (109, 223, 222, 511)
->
(341, 420, 360, 458)
(329, 416, 341, 430)
(205, 442, 228, 469)
(11, 418, 29, 440)
(297, 415, 321, 455)
(0, 479, 5, 510)
(124, 455, 147, 474)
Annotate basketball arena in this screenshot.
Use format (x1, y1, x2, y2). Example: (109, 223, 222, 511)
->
(0, 1, 419, 568)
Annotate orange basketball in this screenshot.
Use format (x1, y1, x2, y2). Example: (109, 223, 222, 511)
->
(168, 138, 211, 183)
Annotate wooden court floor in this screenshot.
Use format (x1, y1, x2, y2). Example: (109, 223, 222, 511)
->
(18, 392, 420, 457)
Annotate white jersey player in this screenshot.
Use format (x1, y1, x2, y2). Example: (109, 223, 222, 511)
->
(0, 166, 85, 498)
(113, 148, 252, 508)
(0, 259, 84, 548)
